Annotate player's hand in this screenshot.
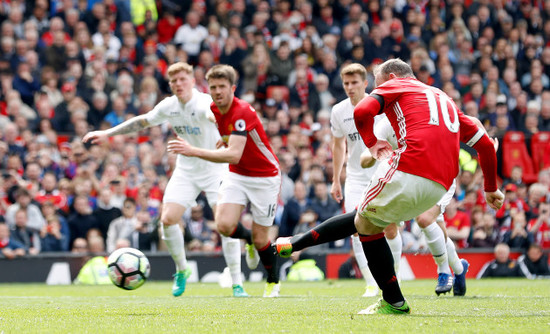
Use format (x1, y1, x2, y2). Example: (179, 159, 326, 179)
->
(215, 139, 227, 149)
(368, 140, 393, 160)
(167, 137, 195, 156)
(485, 189, 504, 210)
(330, 181, 343, 203)
(82, 131, 108, 145)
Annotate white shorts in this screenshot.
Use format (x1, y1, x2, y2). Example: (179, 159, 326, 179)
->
(437, 179, 456, 218)
(218, 172, 281, 227)
(357, 162, 446, 228)
(344, 177, 369, 213)
(163, 168, 225, 209)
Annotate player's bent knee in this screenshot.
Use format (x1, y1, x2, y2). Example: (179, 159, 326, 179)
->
(416, 213, 432, 228)
(384, 224, 398, 239)
(160, 213, 180, 226)
(216, 220, 236, 237)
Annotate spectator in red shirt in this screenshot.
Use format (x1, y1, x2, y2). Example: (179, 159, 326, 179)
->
(445, 197, 471, 249)
(35, 172, 68, 212)
(528, 197, 550, 249)
(496, 183, 529, 230)
(156, 10, 182, 45)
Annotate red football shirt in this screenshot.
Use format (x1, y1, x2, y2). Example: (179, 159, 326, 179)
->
(355, 77, 494, 191)
(211, 97, 280, 177)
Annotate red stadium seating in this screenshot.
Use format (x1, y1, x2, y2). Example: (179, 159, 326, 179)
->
(502, 131, 538, 184)
(531, 131, 550, 173)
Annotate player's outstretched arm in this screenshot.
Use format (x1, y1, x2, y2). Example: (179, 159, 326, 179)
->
(167, 134, 246, 164)
(82, 115, 151, 144)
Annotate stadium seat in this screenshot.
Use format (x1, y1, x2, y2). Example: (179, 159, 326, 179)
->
(266, 85, 290, 104)
(502, 131, 538, 184)
(530, 131, 550, 173)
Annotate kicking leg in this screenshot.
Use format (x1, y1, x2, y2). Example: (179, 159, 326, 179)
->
(275, 210, 357, 257)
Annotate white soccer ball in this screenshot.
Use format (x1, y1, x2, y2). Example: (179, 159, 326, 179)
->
(107, 247, 151, 290)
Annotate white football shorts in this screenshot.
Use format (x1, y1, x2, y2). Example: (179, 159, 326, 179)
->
(217, 172, 281, 226)
(435, 179, 456, 222)
(163, 167, 225, 209)
(344, 177, 369, 213)
(357, 161, 446, 228)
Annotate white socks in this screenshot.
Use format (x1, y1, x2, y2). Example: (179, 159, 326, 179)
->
(162, 223, 187, 272)
(221, 235, 243, 286)
(351, 235, 376, 286)
(446, 237, 463, 275)
(386, 232, 402, 276)
(421, 223, 451, 274)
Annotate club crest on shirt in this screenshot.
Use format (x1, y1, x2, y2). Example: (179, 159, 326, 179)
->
(235, 119, 246, 131)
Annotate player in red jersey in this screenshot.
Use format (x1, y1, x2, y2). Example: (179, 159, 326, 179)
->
(277, 59, 503, 314)
(167, 64, 282, 297)
(351, 59, 503, 314)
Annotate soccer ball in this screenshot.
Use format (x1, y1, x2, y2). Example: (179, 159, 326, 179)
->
(107, 247, 151, 290)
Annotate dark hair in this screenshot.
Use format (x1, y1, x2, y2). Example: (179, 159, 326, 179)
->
(15, 188, 31, 198)
(205, 64, 237, 86)
(123, 197, 136, 206)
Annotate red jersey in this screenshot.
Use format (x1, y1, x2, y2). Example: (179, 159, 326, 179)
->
(444, 210, 471, 249)
(528, 218, 550, 248)
(211, 97, 279, 177)
(355, 77, 497, 191)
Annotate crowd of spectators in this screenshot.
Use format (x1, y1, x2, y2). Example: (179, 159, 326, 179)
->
(1, 0, 550, 261)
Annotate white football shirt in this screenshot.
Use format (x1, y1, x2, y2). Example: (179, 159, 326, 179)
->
(330, 97, 397, 181)
(145, 89, 225, 174)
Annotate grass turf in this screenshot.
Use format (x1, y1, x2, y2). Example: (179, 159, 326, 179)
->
(0, 279, 549, 333)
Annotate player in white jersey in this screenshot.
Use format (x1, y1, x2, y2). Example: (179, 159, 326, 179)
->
(83, 62, 249, 298)
(329, 63, 402, 297)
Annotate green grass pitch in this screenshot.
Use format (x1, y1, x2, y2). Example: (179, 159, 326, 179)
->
(0, 279, 549, 333)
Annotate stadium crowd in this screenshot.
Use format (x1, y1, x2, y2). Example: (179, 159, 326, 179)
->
(0, 0, 550, 261)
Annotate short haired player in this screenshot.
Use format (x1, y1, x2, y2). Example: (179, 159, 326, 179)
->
(167, 64, 282, 297)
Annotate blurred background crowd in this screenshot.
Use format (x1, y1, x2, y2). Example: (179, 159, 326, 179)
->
(0, 0, 550, 260)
